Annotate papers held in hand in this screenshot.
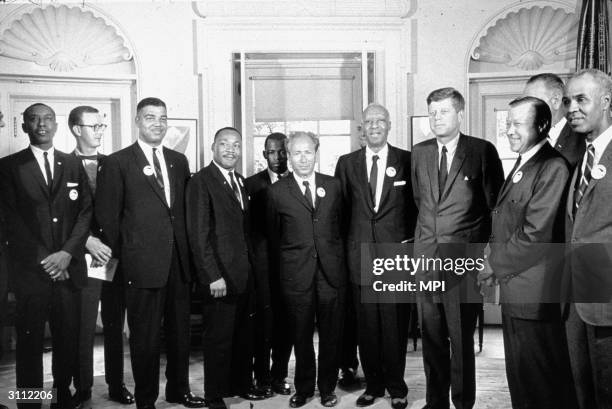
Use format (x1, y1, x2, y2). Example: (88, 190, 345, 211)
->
(85, 254, 118, 282)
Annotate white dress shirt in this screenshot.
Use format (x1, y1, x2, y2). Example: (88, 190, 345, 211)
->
(137, 139, 171, 206)
(512, 138, 547, 177)
(293, 172, 316, 206)
(580, 124, 612, 175)
(213, 161, 244, 210)
(268, 168, 289, 184)
(30, 145, 55, 184)
(366, 143, 388, 212)
(437, 133, 460, 173)
(548, 117, 567, 147)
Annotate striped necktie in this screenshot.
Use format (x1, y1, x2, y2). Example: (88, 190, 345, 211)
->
(574, 143, 595, 215)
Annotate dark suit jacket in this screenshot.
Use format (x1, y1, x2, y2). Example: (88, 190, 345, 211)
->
(334, 145, 417, 284)
(0, 148, 92, 293)
(489, 143, 569, 319)
(186, 162, 252, 295)
(566, 136, 612, 326)
(554, 122, 585, 169)
(412, 134, 504, 299)
(95, 143, 192, 288)
(245, 169, 273, 306)
(266, 173, 346, 293)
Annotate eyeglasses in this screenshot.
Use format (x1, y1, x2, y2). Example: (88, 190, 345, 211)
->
(77, 124, 107, 132)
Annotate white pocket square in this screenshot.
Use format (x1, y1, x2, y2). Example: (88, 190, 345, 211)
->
(67, 182, 79, 187)
(393, 180, 406, 186)
(463, 176, 470, 180)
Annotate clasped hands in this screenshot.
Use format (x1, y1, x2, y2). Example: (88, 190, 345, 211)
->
(86, 236, 112, 268)
(41, 250, 72, 282)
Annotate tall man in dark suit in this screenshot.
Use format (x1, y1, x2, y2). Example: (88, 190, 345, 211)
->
(523, 73, 585, 168)
(244, 132, 293, 397)
(96, 98, 204, 409)
(186, 127, 264, 409)
(68, 106, 134, 409)
(266, 132, 346, 408)
(486, 96, 576, 409)
(334, 103, 416, 409)
(0, 103, 93, 409)
(564, 68, 612, 409)
(412, 88, 504, 409)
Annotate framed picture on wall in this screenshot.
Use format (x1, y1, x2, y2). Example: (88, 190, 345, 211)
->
(163, 118, 199, 173)
(411, 115, 434, 147)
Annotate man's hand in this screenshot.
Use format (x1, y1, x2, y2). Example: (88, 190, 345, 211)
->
(41, 250, 72, 280)
(86, 236, 112, 265)
(55, 270, 70, 281)
(209, 278, 227, 298)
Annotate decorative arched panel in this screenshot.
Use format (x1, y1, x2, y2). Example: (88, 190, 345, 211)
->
(0, 5, 133, 72)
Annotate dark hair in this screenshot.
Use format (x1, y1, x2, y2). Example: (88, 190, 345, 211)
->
(136, 97, 166, 114)
(23, 103, 55, 123)
(214, 126, 241, 141)
(427, 87, 465, 111)
(68, 106, 99, 130)
(509, 96, 552, 137)
(264, 132, 287, 148)
(526, 73, 565, 93)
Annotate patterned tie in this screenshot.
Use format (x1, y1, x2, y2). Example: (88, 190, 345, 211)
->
(574, 143, 595, 214)
(369, 155, 379, 204)
(438, 146, 448, 200)
(152, 148, 165, 190)
(43, 151, 53, 193)
(303, 180, 314, 209)
(229, 171, 242, 209)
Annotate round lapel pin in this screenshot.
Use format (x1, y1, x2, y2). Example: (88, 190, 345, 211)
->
(316, 187, 326, 198)
(69, 189, 79, 201)
(592, 164, 607, 180)
(143, 165, 154, 176)
(386, 167, 396, 177)
(512, 171, 523, 184)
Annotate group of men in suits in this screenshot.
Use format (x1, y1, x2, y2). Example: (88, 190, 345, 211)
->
(1, 69, 611, 409)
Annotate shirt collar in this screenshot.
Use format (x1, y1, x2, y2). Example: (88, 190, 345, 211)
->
(436, 132, 460, 155)
(589, 124, 612, 156)
(519, 138, 547, 166)
(212, 160, 235, 179)
(292, 171, 316, 188)
(137, 138, 163, 156)
(30, 144, 54, 156)
(366, 143, 389, 160)
(267, 168, 288, 183)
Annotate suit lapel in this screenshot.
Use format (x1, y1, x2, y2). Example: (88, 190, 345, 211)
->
(314, 173, 324, 211)
(555, 123, 571, 151)
(353, 149, 375, 211)
(426, 142, 439, 202)
(440, 134, 466, 201)
(580, 140, 612, 203)
(378, 145, 397, 210)
(131, 143, 168, 208)
(288, 175, 313, 213)
(209, 163, 243, 210)
(567, 164, 579, 221)
(50, 151, 65, 198)
(23, 149, 49, 197)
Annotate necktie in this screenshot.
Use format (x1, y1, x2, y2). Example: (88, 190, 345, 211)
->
(369, 155, 379, 204)
(501, 155, 522, 193)
(43, 151, 53, 193)
(152, 148, 165, 190)
(303, 180, 314, 209)
(574, 143, 595, 214)
(438, 146, 448, 200)
(229, 171, 242, 209)
(78, 155, 98, 194)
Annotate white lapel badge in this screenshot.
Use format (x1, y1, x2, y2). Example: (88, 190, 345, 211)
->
(512, 171, 523, 184)
(143, 165, 154, 176)
(316, 187, 326, 198)
(592, 164, 606, 180)
(69, 189, 79, 201)
(386, 167, 396, 177)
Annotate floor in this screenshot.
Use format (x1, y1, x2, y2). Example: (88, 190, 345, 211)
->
(0, 327, 511, 409)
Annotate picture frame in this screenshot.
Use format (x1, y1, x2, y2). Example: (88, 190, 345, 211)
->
(163, 118, 199, 173)
(411, 115, 434, 147)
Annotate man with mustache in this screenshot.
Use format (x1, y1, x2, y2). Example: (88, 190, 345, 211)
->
(96, 98, 204, 409)
(0, 103, 92, 409)
(564, 69, 612, 409)
(186, 127, 264, 409)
